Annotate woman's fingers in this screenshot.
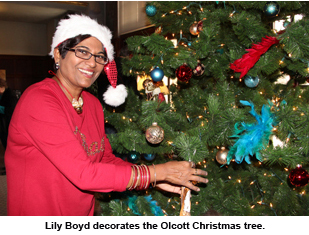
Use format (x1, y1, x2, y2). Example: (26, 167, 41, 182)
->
(158, 161, 209, 191)
(156, 182, 182, 194)
(193, 168, 208, 176)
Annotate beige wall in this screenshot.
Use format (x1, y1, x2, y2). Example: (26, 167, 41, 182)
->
(118, 1, 151, 35)
(0, 20, 48, 56)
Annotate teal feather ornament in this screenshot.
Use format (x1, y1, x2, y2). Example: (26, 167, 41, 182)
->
(127, 195, 164, 216)
(144, 195, 164, 216)
(227, 100, 275, 164)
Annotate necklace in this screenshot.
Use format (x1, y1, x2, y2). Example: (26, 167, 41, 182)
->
(48, 70, 83, 114)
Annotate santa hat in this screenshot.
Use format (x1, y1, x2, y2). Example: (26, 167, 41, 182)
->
(49, 14, 127, 107)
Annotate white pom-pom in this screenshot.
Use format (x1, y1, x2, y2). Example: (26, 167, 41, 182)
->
(103, 84, 128, 106)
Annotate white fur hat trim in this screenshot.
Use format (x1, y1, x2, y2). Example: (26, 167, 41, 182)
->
(103, 84, 128, 107)
(49, 14, 114, 61)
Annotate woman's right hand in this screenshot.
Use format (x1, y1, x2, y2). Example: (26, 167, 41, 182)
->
(153, 161, 208, 192)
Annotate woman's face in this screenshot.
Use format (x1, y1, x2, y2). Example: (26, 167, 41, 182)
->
(55, 36, 105, 91)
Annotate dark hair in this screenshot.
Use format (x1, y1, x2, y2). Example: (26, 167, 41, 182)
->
(0, 78, 8, 89)
(57, 34, 92, 59)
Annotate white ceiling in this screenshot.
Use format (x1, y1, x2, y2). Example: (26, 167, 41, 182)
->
(0, 1, 89, 23)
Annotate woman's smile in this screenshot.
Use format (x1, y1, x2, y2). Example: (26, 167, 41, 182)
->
(78, 68, 95, 78)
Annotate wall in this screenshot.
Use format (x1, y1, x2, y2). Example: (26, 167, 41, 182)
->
(118, 1, 151, 35)
(0, 20, 47, 56)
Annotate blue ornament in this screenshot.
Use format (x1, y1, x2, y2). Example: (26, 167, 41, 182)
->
(150, 67, 164, 82)
(146, 5, 157, 17)
(263, 2, 280, 17)
(244, 75, 259, 88)
(128, 151, 140, 163)
(143, 153, 156, 162)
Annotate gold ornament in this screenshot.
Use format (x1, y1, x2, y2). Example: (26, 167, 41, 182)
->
(216, 149, 228, 165)
(189, 21, 199, 36)
(145, 122, 164, 144)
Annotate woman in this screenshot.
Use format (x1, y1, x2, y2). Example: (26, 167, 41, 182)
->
(5, 14, 208, 216)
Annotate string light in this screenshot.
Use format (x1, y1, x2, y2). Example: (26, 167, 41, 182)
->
(161, 2, 204, 18)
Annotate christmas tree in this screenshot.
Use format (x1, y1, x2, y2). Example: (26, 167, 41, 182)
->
(98, 1, 309, 216)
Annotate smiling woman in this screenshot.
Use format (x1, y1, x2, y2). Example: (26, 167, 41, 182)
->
(52, 36, 106, 113)
(4, 14, 208, 216)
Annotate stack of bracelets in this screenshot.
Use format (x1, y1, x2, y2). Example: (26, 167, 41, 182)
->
(128, 164, 155, 191)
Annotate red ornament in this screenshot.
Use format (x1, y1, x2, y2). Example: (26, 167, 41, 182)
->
(158, 93, 165, 103)
(197, 20, 203, 33)
(176, 64, 193, 82)
(289, 165, 309, 187)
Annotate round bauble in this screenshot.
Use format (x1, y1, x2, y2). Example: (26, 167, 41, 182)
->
(143, 153, 156, 162)
(190, 22, 199, 36)
(128, 150, 141, 163)
(289, 165, 309, 187)
(176, 64, 193, 82)
(193, 62, 205, 76)
(146, 5, 157, 17)
(263, 1, 280, 17)
(150, 67, 164, 82)
(145, 122, 164, 144)
(244, 75, 259, 88)
(197, 20, 203, 33)
(216, 149, 228, 165)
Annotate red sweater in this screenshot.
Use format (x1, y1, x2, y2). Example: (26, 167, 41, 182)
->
(5, 78, 132, 216)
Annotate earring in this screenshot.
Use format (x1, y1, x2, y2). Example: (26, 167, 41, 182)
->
(55, 62, 60, 70)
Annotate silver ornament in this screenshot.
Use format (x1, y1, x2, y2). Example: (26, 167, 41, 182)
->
(145, 122, 164, 144)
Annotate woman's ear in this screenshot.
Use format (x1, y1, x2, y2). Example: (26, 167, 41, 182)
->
(53, 48, 61, 64)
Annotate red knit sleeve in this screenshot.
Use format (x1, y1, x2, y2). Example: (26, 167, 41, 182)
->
(14, 85, 131, 192)
(101, 134, 133, 166)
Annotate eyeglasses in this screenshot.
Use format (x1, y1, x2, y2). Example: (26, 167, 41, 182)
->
(64, 47, 109, 65)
